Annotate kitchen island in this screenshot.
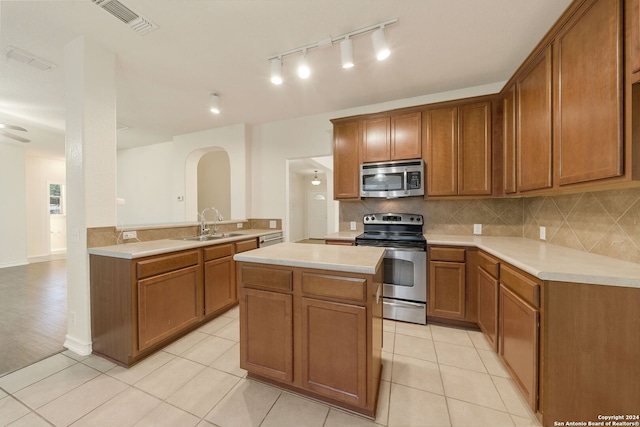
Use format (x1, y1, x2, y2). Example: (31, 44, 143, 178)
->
(233, 243, 385, 418)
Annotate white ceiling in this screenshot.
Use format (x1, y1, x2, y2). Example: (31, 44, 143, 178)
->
(0, 0, 573, 159)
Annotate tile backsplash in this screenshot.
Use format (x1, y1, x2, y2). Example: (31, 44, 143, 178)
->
(339, 187, 640, 264)
(524, 187, 640, 264)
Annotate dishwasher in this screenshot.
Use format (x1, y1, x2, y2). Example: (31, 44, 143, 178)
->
(259, 231, 283, 247)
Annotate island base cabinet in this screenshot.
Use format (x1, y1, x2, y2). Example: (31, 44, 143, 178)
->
(240, 288, 293, 383)
(499, 285, 539, 411)
(301, 297, 367, 407)
(138, 265, 201, 351)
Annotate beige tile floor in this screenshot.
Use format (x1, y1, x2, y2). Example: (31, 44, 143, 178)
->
(0, 306, 542, 427)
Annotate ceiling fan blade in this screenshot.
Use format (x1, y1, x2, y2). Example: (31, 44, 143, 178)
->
(0, 129, 31, 143)
(0, 123, 28, 132)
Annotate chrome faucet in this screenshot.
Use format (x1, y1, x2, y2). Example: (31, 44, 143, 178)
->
(199, 207, 223, 236)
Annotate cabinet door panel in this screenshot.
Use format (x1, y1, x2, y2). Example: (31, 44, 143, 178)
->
(499, 285, 539, 411)
(362, 117, 391, 163)
(428, 261, 466, 319)
(556, 0, 622, 185)
(517, 48, 553, 192)
(240, 288, 293, 382)
(425, 107, 458, 196)
(301, 297, 367, 406)
(391, 112, 422, 160)
(333, 120, 361, 199)
(459, 102, 492, 195)
(503, 88, 517, 194)
(477, 267, 499, 351)
(138, 265, 200, 351)
(204, 256, 235, 316)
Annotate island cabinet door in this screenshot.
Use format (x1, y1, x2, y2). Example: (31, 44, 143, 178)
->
(239, 288, 293, 383)
(300, 297, 367, 406)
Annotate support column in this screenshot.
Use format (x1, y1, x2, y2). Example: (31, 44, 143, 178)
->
(64, 36, 116, 355)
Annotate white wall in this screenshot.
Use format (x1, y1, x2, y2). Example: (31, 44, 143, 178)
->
(116, 123, 250, 225)
(25, 155, 66, 257)
(288, 170, 305, 242)
(117, 141, 174, 225)
(0, 143, 28, 267)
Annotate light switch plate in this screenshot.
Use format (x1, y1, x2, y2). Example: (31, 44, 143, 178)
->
(540, 226, 546, 240)
(350, 221, 357, 231)
(473, 224, 482, 235)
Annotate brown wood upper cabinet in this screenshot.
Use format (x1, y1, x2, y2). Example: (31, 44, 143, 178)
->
(627, 0, 640, 79)
(361, 112, 421, 163)
(503, 87, 517, 194)
(516, 47, 553, 193)
(331, 119, 361, 200)
(425, 102, 492, 196)
(555, 0, 623, 186)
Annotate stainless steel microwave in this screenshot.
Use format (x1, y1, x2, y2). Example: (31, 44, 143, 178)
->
(360, 159, 425, 198)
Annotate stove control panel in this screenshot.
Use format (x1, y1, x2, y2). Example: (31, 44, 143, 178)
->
(363, 213, 423, 225)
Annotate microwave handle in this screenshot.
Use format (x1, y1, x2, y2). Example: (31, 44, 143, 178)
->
(403, 168, 408, 195)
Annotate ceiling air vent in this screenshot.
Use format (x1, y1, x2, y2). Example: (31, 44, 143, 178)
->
(92, 0, 158, 35)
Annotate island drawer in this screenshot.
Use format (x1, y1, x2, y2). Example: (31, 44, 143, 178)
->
(500, 264, 540, 308)
(136, 250, 200, 280)
(478, 251, 500, 279)
(429, 247, 466, 262)
(204, 243, 233, 261)
(301, 273, 366, 302)
(240, 265, 292, 292)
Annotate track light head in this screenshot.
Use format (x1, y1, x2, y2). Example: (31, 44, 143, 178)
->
(340, 37, 354, 69)
(270, 57, 283, 85)
(372, 26, 390, 60)
(209, 92, 220, 114)
(297, 50, 311, 79)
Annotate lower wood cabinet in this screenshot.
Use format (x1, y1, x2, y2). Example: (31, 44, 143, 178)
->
(477, 251, 500, 351)
(238, 261, 383, 418)
(138, 265, 201, 351)
(499, 265, 540, 412)
(90, 237, 260, 367)
(428, 247, 466, 320)
(301, 297, 367, 406)
(240, 287, 293, 382)
(204, 244, 235, 318)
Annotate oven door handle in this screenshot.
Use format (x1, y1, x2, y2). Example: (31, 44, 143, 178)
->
(383, 300, 425, 308)
(384, 247, 426, 253)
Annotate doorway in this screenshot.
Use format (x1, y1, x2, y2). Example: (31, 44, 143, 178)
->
(48, 182, 66, 254)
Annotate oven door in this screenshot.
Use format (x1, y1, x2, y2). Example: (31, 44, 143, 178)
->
(382, 248, 427, 302)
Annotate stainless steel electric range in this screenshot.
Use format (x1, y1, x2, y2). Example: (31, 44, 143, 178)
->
(355, 213, 427, 325)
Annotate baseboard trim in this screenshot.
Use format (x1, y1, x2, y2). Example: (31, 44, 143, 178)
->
(64, 335, 92, 356)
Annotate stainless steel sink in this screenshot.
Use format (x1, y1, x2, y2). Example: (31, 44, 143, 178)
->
(175, 232, 245, 241)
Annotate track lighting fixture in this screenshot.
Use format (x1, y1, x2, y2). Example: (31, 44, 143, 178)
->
(209, 92, 220, 114)
(372, 25, 390, 60)
(297, 49, 311, 79)
(340, 37, 354, 69)
(267, 18, 397, 85)
(270, 57, 283, 85)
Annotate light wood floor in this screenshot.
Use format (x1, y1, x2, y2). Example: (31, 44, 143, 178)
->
(0, 259, 67, 377)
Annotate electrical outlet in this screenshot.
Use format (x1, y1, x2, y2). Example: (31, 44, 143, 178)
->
(350, 221, 357, 231)
(123, 230, 137, 240)
(269, 220, 276, 229)
(237, 223, 243, 228)
(69, 311, 76, 326)
(540, 226, 546, 241)
(473, 224, 482, 235)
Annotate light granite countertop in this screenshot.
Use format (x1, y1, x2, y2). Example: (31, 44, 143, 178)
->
(87, 229, 278, 259)
(233, 242, 384, 275)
